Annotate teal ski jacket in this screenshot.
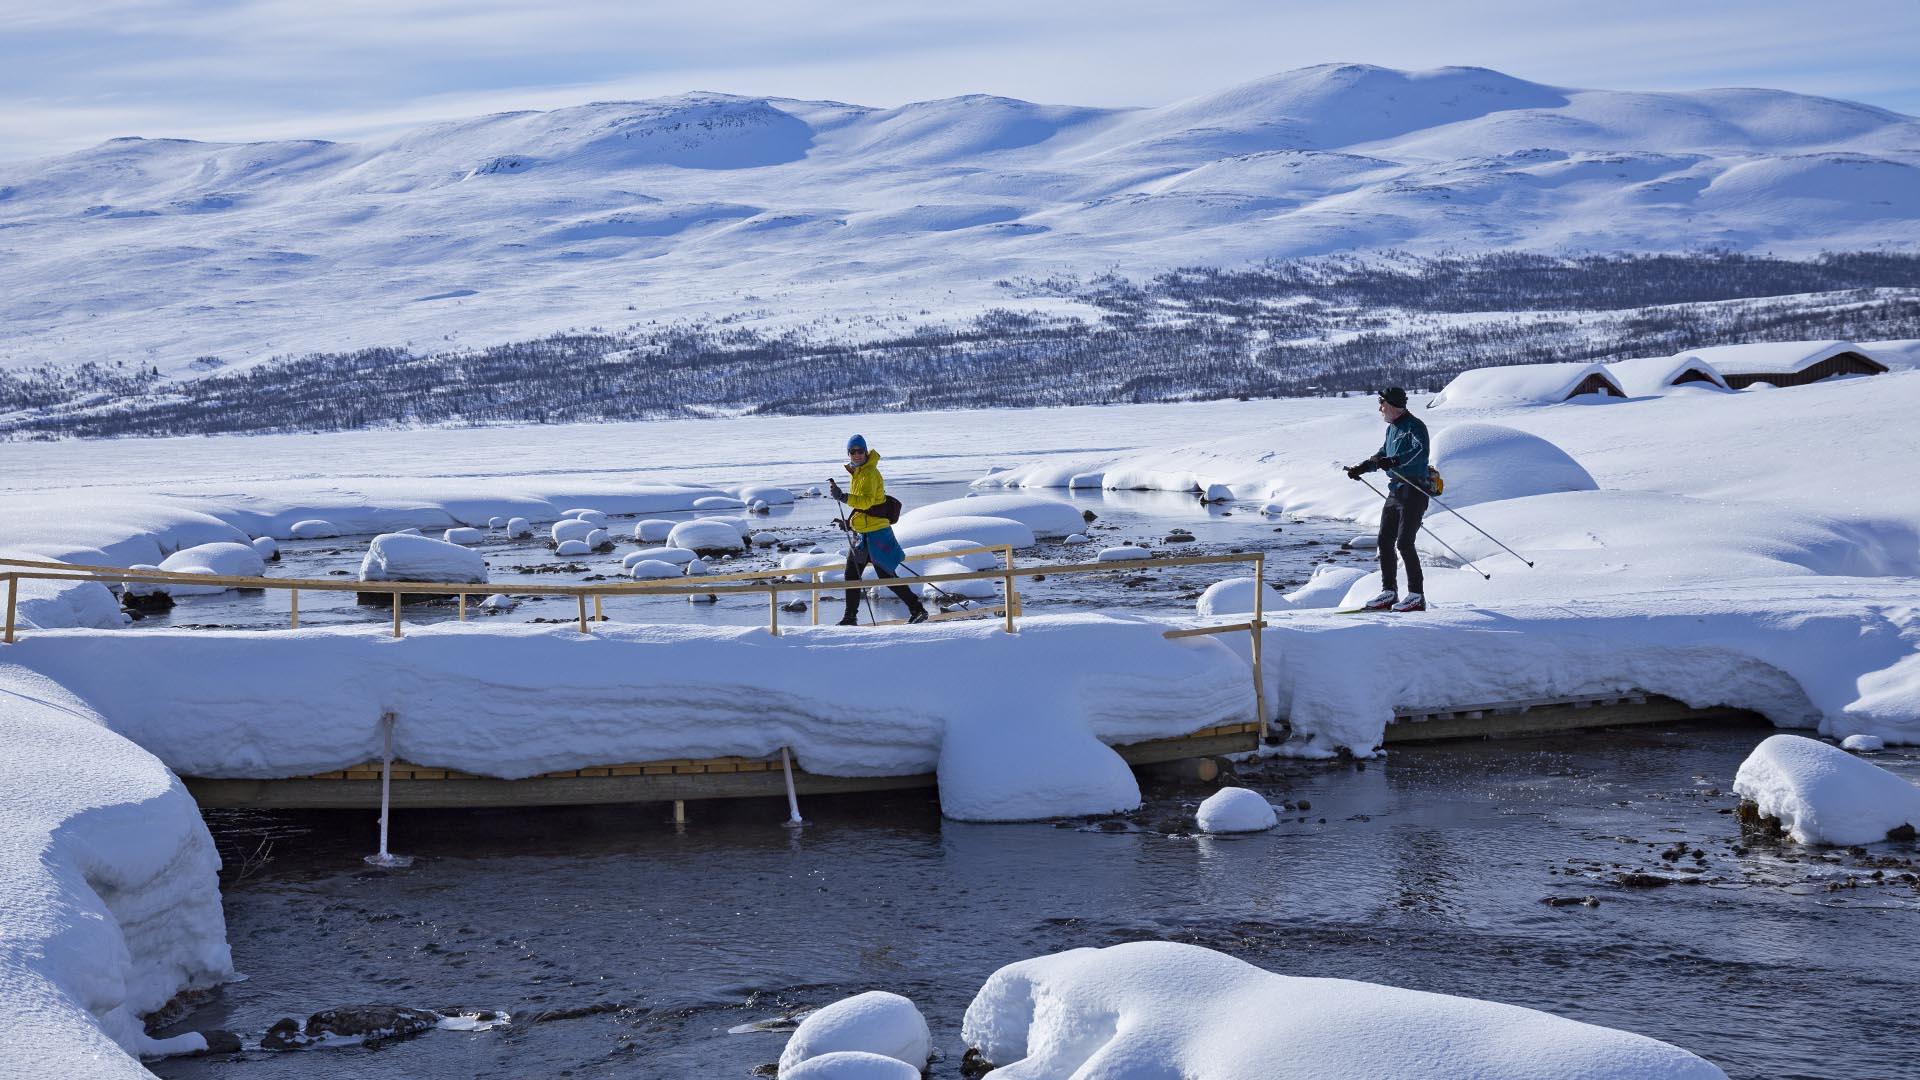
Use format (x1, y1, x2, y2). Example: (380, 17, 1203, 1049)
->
(1368, 412, 1431, 494)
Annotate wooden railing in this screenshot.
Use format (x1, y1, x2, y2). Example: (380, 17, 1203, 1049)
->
(0, 546, 1272, 738)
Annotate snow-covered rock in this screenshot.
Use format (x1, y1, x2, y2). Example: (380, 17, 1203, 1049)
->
(1196, 577, 1288, 617)
(1202, 482, 1232, 502)
(249, 536, 279, 561)
(904, 539, 1003, 572)
(629, 560, 681, 580)
(1430, 423, 1599, 507)
(1196, 787, 1277, 832)
(1345, 534, 1377, 549)
(624, 547, 697, 569)
(780, 1051, 919, 1080)
(393, 526, 423, 536)
(635, 519, 676, 542)
(669, 518, 748, 554)
(505, 517, 533, 539)
(159, 541, 266, 581)
(584, 528, 610, 550)
(358, 533, 489, 583)
(738, 484, 796, 506)
(1842, 734, 1886, 753)
(693, 495, 745, 510)
(134, 565, 224, 597)
(685, 558, 709, 576)
(443, 527, 485, 545)
(480, 593, 515, 611)
(779, 991, 930, 1075)
(1732, 733, 1920, 845)
(902, 493, 1085, 540)
(288, 519, 340, 539)
(962, 942, 1726, 1079)
(892, 515, 1035, 551)
(1096, 545, 1151, 562)
(486, 516, 506, 528)
(1284, 565, 1368, 609)
(555, 539, 592, 557)
(1062, 533, 1091, 545)
(563, 508, 608, 526)
(911, 557, 999, 601)
(551, 519, 597, 545)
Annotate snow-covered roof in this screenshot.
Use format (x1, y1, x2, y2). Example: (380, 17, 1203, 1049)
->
(1604, 353, 1728, 396)
(1427, 362, 1624, 408)
(1677, 340, 1886, 377)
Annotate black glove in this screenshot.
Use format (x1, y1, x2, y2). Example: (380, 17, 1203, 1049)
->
(829, 479, 847, 503)
(1344, 463, 1369, 480)
(833, 516, 851, 532)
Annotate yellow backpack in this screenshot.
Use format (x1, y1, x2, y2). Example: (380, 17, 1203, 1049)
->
(1427, 467, 1445, 495)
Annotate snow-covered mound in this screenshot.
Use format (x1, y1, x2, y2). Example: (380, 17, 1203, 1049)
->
(781, 1052, 918, 1079)
(779, 991, 929, 1075)
(635, 519, 675, 542)
(562, 508, 608, 526)
(1195, 577, 1287, 617)
(505, 516, 533, 539)
(443, 526, 484, 545)
(249, 536, 278, 561)
(288, 519, 340, 539)
(900, 494, 1086, 540)
(1430, 423, 1598, 506)
(4, 65, 1920, 377)
(668, 518, 747, 554)
(1732, 734, 1920, 845)
(736, 484, 796, 506)
(891, 515, 1035, 551)
(0, 670, 233, 1075)
(1429, 363, 1626, 408)
(1842, 734, 1886, 753)
(551, 519, 598, 545)
(357, 533, 489, 584)
(1196, 787, 1277, 833)
(628, 560, 680, 580)
(1285, 565, 1368, 609)
(158, 541, 266, 581)
(961, 942, 1726, 1079)
(1096, 545, 1151, 562)
(624, 546, 697, 568)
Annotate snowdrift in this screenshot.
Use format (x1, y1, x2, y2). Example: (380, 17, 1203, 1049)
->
(0, 671, 233, 1077)
(1429, 422, 1598, 507)
(1732, 734, 1920, 845)
(960, 942, 1726, 1079)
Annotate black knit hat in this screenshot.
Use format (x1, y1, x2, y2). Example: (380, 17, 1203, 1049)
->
(1377, 387, 1409, 408)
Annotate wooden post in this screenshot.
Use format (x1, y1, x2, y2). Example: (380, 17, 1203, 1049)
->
(810, 570, 821, 626)
(673, 799, 687, 825)
(1003, 546, 1022, 617)
(1003, 570, 1018, 634)
(391, 592, 402, 638)
(768, 588, 780, 636)
(1251, 553, 1269, 742)
(458, 592, 467, 622)
(3, 575, 15, 645)
(577, 595, 589, 633)
(289, 587, 300, 630)
(593, 594, 603, 624)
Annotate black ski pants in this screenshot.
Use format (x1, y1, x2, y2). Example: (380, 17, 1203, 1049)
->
(1378, 487, 1428, 595)
(843, 537, 926, 617)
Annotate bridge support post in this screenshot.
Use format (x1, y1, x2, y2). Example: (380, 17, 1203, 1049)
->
(364, 711, 412, 868)
(781, 747, 804, 827)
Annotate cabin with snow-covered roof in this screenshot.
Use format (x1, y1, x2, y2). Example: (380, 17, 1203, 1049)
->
(1677, 341, 1888, 389)
(1604, 354, 1728, 397)
(1426, 362, 1625, 409)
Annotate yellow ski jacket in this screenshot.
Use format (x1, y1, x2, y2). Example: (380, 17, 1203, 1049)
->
(845, 451, 891, 534)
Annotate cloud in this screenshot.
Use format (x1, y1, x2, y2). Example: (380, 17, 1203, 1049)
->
(1, 0, 1915, 161)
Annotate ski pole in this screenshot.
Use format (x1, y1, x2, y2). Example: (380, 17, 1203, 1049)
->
(830, 477, 879, 624)
(1353, 474, 1491, 581)
(1384, 466, 1534, 568)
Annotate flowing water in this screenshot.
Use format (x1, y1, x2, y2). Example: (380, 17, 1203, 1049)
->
(153, 727, 1920, 1080)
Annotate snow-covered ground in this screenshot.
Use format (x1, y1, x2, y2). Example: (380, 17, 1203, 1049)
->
(2, 63, 1917, 376)
(0, 345, 1914, 1075)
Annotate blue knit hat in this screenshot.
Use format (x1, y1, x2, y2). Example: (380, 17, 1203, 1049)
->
(846, 434, 867, 452)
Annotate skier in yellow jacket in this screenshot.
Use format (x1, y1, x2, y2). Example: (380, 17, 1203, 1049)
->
(829, 434, 930, 626)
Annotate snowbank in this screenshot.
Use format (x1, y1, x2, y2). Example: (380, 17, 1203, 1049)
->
(901, 493, 1085, 540)
(358, 533, 489, 584)
(669, 518, 747, 554)
(1196, 577, 1287, 617)
(1732, 734, 1920, 845)
(1430, 422, 1598, 507)
(961, 942, 1725, 1079)
(1428, 362, 1625, 408)
(694, 495, 744, 510)
(0, 670, 233, 1077)
(1196, 787, 1276, 833)
(8, 615, 1255, 821)
(891, 515, 1034, 551)
(779, 991, 929, 1075)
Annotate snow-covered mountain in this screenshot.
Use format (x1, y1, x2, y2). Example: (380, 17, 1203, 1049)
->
(2, 63, 1917, 376)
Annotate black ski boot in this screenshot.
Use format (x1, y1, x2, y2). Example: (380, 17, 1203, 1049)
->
(908, 607, 930, 624)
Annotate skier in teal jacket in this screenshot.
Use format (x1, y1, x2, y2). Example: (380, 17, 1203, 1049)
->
(1345, 387, 1431, 612)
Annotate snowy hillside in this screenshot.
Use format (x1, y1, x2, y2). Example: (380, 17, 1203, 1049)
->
(2, 63, 1918, 377)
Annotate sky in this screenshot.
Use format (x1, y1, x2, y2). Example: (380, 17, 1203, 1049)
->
(3, 0, 1918, 161)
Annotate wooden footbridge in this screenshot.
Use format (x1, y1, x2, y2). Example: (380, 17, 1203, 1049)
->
(1, 549, 1759, 817)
